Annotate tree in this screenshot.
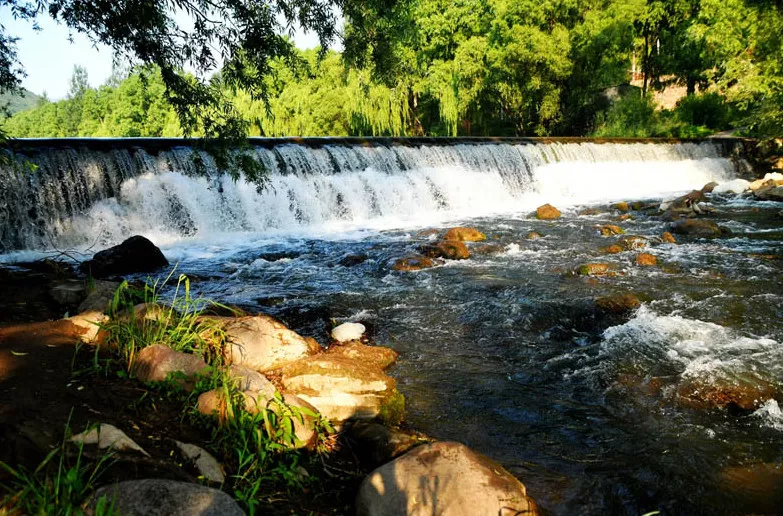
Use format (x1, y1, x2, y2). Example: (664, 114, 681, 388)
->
(0, 0, 393, 148)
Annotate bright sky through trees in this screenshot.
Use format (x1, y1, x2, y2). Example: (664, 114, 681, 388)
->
(0, 6, 333, 100)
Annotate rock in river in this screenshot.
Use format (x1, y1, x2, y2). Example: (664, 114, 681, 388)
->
(443, 227, 487, 242)
(536, 203, 561, 220)
(80, 235, 168, 278)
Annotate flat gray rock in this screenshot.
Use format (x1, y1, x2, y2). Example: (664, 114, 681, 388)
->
(86, 479, 244, 516)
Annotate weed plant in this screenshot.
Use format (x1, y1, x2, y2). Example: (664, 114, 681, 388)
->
(0, 418, 117, 516)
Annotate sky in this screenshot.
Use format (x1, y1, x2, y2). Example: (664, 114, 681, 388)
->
(0, 7, 331, 100)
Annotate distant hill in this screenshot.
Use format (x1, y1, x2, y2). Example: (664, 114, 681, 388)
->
(0, 88, 44, 118)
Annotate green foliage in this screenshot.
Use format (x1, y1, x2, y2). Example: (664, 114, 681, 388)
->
(104, 270, 231, 369)
(2, 0, 781, 138)
(0, 420, 117, 516)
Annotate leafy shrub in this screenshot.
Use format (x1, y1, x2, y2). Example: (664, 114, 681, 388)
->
(675, 92, 731, 129)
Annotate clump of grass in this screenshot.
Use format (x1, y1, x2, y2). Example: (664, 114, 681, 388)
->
(0, 419, 117, 516)
(103, 270, 233, 370)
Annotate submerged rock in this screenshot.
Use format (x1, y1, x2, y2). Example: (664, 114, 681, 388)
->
(420, 240, 470, 260)
(661, 231, 677, 244)
(635, 253, 657, 266)
(670, 218, 725, 237)
(611, 201, 630, 212)
(576, 263, 613, 276)
(595, 293, 641, 314)
(224, 314, 320, 372)
(443, 227, 487, 242)
(80, 235, 169, 278)
(617, 235, 648, 250)
(677, 377, 776, 411)
(86, 479, 244, 516)
(356, 441, 537, 516)
(536, 203, 561, 220)
(526, 231, 544, 240)
(392, 255, 439, 271)
(598, 225, 624, 236)
(602, 244, 624, 255)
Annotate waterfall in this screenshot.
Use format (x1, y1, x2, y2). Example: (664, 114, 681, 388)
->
(0, 139, 741, 252)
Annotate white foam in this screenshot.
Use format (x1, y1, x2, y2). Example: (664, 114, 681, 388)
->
(752, 399, 783, 431)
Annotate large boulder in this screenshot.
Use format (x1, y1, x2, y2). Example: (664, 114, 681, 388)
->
(420, 240, 470, 260)
(755, 185, 783, 202)
(86, 479, 244, 516)
(131, 344, 209, 386)
(356, 441, 537, 516)
(670, 218, 724, 237)
(443, 227, 486, 242)
(280, 354, 401, 425)
(80, 235, 168, 278)
(223, 315, 320, 372)
(535, 204, 561, 220)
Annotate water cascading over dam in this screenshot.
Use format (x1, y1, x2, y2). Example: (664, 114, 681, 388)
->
(0, 138, 744, 252)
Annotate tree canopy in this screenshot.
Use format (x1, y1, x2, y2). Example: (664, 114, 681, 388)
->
(1, 0, 782, 140)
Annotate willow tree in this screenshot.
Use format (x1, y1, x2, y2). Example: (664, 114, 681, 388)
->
(0, 0, 398, 175)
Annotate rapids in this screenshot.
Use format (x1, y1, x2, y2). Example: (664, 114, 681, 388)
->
(2, 139, 782, 513)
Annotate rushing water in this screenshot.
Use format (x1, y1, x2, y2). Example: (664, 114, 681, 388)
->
(2, 140, 782, 514)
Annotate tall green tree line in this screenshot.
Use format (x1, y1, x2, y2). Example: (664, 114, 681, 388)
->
(3, 0, 782, 139)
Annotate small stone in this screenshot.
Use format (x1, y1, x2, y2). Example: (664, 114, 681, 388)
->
(576, 263, 612, 276)
(602, 244, 624, 254)
(635, 253, 657, 266)
(598, 225, 624, 236)
(331, 322, 366, 343)
(526, 231, 543, 240)
(86, 479, 244, 516)
(611, 201, 630, 212)
(174, 441, 225, 483)
(65, 311, 109, 344)
(536, 203, 561, 220)
(661, 232, 677, 244)
(420, 240, 470, 260)
(617, 213, 634, 221)
(617, 235, 648, 250)
(71, 423, 149, 456)
(701, 181, 719, 193)
(443, 227, 486, 242)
